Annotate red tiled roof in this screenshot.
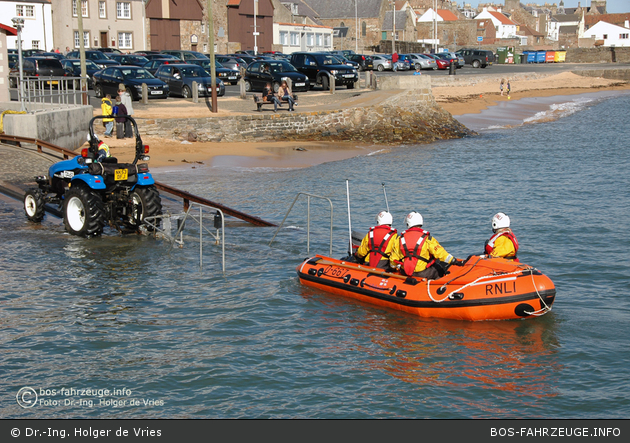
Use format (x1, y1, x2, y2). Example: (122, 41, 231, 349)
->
(227, 0, 241, 6)
(0, 23, 18, 36)
(437, 9, 458, 21)
(489, 11, 516, 25)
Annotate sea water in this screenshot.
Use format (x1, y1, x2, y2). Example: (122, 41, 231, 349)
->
(1, 91, 629, 419)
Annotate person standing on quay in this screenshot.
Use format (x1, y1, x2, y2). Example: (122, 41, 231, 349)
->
(119, 85, 134, 138)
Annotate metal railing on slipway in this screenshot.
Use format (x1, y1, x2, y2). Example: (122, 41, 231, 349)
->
(9, 76, 88, 112)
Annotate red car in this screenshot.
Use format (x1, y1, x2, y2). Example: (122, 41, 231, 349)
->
(423, 53, 450, 70)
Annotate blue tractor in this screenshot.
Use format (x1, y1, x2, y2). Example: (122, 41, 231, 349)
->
(23, 116, 162, 237)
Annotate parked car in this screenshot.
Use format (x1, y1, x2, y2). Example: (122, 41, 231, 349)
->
(142, 58, 183, 76)
(66, 50, 120, 69)
(187, 59, 241, 85)
(61, 59, 102, 88)
(21, 49, 45, 57)
(228, 54, 257, 67)
(331, 55, 361, 70)
(97, 47, 123, 55)
(329, 50, 356, 58)
(434, 53, 457, 69)
(424, 53, 450, 70)
(93, 65, 169, 100)
(440, 52, 465, 68)
(8, 53, 18, 69)
(41, 52, 66, 61)
(244, 60, 310, 93)
(456, 49, 491, 68)
(289, 52, 358, 90)
(160, 50, 209, 62)
(142, 53, 180, 61)
(396, 54, 413, 70)
(154, 63, 225, 98)
(406, 53, 437, 70)
(9, 56, 67, 88)
(371, 54, 392, 71)
(345, 54, 374, 71)
(108, 54, 150, 66)
(215, 55, 245, 72)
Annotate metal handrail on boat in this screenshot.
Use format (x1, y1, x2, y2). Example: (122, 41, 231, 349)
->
(269, 192, 333, 256)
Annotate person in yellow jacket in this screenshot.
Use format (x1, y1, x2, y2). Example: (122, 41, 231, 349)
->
(389, 211, 463, 279)
(354, 211, 398, 270)
(484, 212, 519, 260)
(101, 94, 114, 137)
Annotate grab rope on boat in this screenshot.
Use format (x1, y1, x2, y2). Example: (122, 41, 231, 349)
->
(523, 271, 553, 316)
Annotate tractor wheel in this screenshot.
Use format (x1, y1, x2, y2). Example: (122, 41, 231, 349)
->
(245, 80, 252, 92)
(63, 186, 106, 237)
(182, 85, 191, 99)
(321, 75, 329, 91)
(24, 188, 46, 223)
(128, 185, 162, 231)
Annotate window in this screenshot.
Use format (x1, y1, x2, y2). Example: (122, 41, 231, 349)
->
(362, 21, 367, 37)
(280, 31, 288, 45)
(603, 34, 608, 39)
(32, 40, 39, 49)
(315, 33, 322, 46)
(290, 32, 299, 46)
(16, 4, 35, 17)
(72, 0, 88, 17)
(324, 34, 331, 47)
(306, 33, 314, 47)
(620, 34, 629, 39)
(99, 1, 106, 18)
(382, 31, 387, 40)
(117, 2, 131, 19)
(118, 32, 133, 49)
(74, 31, 90, 48)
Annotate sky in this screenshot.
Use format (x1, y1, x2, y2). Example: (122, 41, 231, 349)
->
(463, 1, 628, 14)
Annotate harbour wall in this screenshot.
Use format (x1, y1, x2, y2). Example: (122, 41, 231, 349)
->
(137, 76, 473, 145)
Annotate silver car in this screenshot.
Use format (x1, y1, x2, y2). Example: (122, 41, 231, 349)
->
(441, 52, 465, 68)
(408, 53, 437, 70)
(371, 54, 392, 71)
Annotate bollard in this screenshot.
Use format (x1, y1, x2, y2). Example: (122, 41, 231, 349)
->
(192, 80, 199, 103)
(449, 62, 456, 75)
(142, 83, 148, 104)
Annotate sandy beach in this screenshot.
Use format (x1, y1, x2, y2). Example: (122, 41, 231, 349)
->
(97, 71, 629, 169)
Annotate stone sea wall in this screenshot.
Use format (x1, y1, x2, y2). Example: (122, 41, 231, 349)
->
(137, 81, 473, 145)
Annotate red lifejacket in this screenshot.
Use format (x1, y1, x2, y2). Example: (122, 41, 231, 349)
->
(485, 230, 519, 259)
(367, 225, 397, 267)
(399, 227, 430, 276)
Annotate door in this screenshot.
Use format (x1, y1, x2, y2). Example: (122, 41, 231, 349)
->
(100, 32, 108, 48)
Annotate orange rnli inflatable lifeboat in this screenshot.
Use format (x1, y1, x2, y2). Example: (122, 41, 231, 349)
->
(297, 255, 555, 321)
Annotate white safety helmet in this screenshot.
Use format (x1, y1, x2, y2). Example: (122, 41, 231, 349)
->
(492, 212, 510, 230)
(376, 211, 393, 226)
(405, 211, 423, 229)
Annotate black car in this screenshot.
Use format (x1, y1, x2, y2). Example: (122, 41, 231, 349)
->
(187, 59, 241, 85)
(456, 49, 492, 68)
(289, 52, 358, 90)
(154, 64, 225, 98)
(244, 60, 310, 93)
(108, 54, 150, 66)
(9, 56, 67, 88)
(346, 54, 374, 71)
(92, 65, 169, 100)
(160, 50, 209, 62)
(142, 58, 183, 76)
(66, 50, 120, 69)
(61, 59, 102, 88)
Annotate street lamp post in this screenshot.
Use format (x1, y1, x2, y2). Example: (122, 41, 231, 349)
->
(11, 17, 25, 111)
(253, 0, 258, 55)
(355, 0, 358, 53)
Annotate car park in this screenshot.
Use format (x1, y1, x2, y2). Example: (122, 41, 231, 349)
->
(289, 52, 358, 90)
(142, 58, 183, 76)
(66, 50, 120, 69)
(154, 63, 225, 98)
(61, 59, 102, 88)
(108, 54, 150, 66)
(440, 52, 465, 68)
(371, 54, 392, 71)
(434, 53, 457, 69)
(9, 56, 67, 88)
(424, 53, 450, 70)
(345, 54, 373, 71)
(215, 55, 245, 72)
(244, 60, 309, 93)
(93, 65, 169, 100)
(396, 54, 413, 70)
(186, 59, 241, 85)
